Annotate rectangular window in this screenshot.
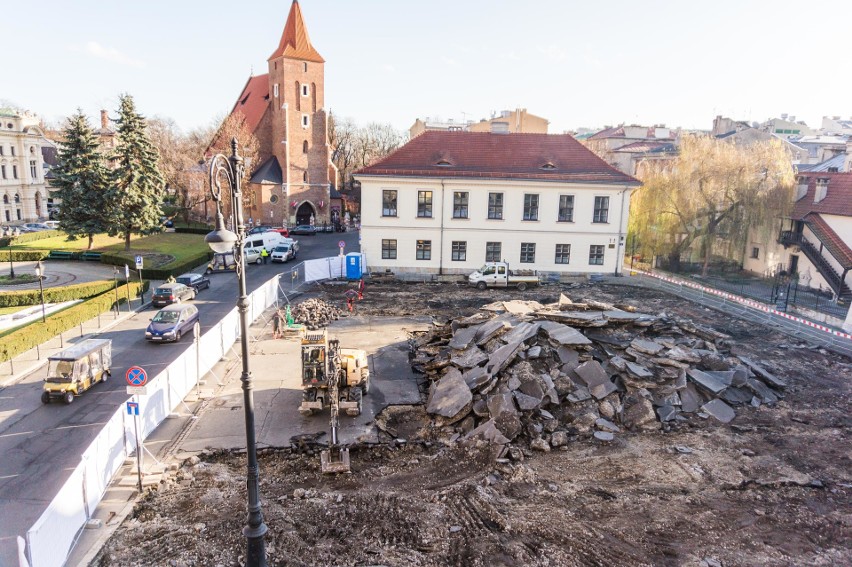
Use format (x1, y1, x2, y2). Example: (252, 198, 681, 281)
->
(30, 160, 37, 179)
(273, 84, 279, 98)
(0, 146, 4, 155)
(1, 165, 5, 179)
(381, 239, 397, 259)
(302, 84, 309, 96)
(382, 190, 397, 217)
(10, 147, 15, 156)
(593, 196, 610, 223)
(558, 195, 574, 222)
(416, 240, 431, 260)
(417, 191, 432, 218)
(751, 247, 760, 259)
(301, 114, 309, 128)
(520, 243, 536, 263)
(487, 192, 503, 219)
(589, 245, 605, 265)
(523, 194, 539, 221)
(12, 165, 18, 179)
(453, 191, 469, 219)
(555, 244, 571, 264)
(451, 241, 466, 261)
(486, 242, 501, 262)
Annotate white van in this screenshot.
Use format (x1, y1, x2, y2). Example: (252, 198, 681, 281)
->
(243, 232, 283, 254)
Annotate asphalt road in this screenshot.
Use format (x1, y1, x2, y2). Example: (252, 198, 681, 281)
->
(0, 230, 359, 567)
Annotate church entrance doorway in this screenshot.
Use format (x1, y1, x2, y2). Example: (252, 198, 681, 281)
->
(296, 202, 316, 226)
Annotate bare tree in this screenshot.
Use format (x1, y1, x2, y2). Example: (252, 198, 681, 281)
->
(328, 115, 406, 191)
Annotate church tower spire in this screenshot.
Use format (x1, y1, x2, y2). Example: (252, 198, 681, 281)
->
(269, 0, 324, 63)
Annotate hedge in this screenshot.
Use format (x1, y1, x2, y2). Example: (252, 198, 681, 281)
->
(0, 229, 63, 247)
(0, 280, 148, 362)
(0, 279, 119, 307)
(100, 251, 212, 280)
(174, 227, 213, 235)
(1, 249, 51, 262)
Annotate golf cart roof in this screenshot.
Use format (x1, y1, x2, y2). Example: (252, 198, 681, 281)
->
(47, 338, 111, 361)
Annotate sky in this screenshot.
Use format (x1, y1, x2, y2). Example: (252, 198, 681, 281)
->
(4, 0, 852, 137)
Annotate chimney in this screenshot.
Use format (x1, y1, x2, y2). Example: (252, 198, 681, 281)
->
(100, 110, 109, 130)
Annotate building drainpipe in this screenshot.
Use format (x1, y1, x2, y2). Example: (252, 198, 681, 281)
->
(614, 185, 630, 276)
(439, 179, 446, 276)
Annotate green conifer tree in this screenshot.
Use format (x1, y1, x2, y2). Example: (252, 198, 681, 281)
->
(50, 110, 110, 250)
(107, 94, 165, 251)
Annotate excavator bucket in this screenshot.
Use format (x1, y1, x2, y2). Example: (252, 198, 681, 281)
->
(320, 446, 351, 474)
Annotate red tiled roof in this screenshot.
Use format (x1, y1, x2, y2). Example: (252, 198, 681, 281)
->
(792, 172, 852, 219)
(804, 213, 852, 269)
(268, 1, 324, 63)
(231, 74, 270, 135)
(356, 131, 640, 185)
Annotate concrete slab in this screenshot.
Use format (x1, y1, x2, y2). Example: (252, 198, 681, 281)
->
(539, 321, 593, 346)
(701, 399, 736, 423)
(449, 325, 478, 350)
(687, 368, 727, 395)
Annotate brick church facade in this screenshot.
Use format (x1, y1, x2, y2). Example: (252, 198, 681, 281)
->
(230, 0, 339, 227)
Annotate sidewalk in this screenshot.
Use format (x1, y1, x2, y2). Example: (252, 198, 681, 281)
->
(0, 286, 160, 387)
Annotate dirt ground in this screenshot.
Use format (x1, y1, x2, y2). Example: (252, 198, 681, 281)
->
(94, 280, 851, 567)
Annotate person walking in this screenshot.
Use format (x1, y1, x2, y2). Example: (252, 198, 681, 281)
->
(357, 278, 365, 300)
(261, 247, 269, 264)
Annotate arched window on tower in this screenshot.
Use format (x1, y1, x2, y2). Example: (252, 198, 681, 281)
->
(295, 82, 301, 111)
(311, 82, 317, 112)
(303, 140, 308, 154)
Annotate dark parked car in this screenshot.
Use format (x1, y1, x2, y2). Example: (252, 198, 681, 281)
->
(151, 282, 196, 307)
(175, 273, 211, 292)
(145, 304, 199, 342)
(291, 224, 317, 236)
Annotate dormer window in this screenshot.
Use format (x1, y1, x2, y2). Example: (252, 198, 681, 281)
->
(815, 178, 829, 203)
(435, 159, 452, 167)
(540, 162, 556, 170)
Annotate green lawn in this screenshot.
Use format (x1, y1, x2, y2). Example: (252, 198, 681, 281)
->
(13, 232, 209, 269)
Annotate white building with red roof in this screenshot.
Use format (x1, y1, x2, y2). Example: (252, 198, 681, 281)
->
(355, 131, 641, 277)
(753, 173, 852, 300)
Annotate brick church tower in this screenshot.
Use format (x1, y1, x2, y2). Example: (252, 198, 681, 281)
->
(231, 0, 338, 227)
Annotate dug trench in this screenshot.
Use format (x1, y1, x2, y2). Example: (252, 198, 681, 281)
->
(94, 280, 851, 567)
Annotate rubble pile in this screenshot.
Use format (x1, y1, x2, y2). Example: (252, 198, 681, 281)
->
(292, 298, 341, 328)
(409, 295, 786, 450)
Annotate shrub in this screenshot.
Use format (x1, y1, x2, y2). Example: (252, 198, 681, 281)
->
(99, 251, 212, 280)
(0, 279, 117, 307)
(174, 227, 213, 235)
(0, 229, 63, 247)
(1, 249, 51, 262)
(0, 280, 148, 362)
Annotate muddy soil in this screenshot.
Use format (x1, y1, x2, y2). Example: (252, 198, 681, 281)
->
(95, 281, 852, 566)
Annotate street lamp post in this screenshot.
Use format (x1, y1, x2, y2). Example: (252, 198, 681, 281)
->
(34, 260, 46, 322)
(7, 241, 13, 279)
(205, 138, 267, 567)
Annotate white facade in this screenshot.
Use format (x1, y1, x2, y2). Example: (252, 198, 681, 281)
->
(358, 176, 635, 276)
(0, 109, 48, 223)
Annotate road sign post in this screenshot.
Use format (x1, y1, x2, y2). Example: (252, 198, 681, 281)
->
(126, 399, 143, 491)
(135, 256, 145, 304)
(338, 240, 345, 257)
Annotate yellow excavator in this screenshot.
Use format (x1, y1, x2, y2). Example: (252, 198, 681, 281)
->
(299, 329, 370, 473)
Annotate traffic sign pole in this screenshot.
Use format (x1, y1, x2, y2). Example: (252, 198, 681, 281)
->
(124, 264, 131, 312)
(135, 256, 145, 304)
(133, 396, 142, 491)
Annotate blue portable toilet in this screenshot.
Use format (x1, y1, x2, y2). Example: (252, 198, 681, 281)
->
(346, 252, 362, 280)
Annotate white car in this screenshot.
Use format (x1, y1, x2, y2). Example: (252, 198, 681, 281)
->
(23, 223, 53, 231)
(242, 246, 262, 264)
(271, 243, 294, 263)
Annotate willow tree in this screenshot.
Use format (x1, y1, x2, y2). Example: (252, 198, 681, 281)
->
(630, 134, 795, 275)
